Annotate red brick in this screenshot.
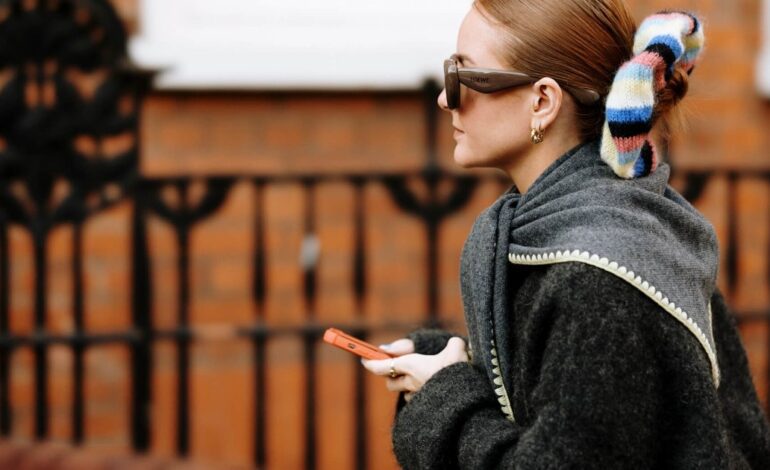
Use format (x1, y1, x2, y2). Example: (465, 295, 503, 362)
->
(4, 0, 770, 466)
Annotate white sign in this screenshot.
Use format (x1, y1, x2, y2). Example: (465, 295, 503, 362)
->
(129, 0, 470, 90)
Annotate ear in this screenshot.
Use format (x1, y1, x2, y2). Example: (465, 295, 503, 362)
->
(529, 78, 563, 132)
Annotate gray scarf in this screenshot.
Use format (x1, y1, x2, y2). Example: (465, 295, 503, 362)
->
(461, 140, 719, 420)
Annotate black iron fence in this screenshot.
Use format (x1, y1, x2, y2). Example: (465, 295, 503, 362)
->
(131, 168, 485, 467)
(0, 1, 768, 470)
(1, 165, 770, 468)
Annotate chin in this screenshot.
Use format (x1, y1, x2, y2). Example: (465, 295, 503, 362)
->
(452, 145, 499, 169)
(452, 145, 481, 168)
(453, 156, 475, 169)
(453, 140, 520, 171)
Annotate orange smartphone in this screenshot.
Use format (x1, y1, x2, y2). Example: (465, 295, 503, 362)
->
(323, 328, 394, 360)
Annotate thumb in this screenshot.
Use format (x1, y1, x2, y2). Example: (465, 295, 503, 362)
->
(379, 338, 415, 356)
(445, 336, 466, 351)
(442, 337, 468, 362)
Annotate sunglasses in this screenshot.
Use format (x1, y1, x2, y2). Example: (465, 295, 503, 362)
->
(443, 54, 601, 109)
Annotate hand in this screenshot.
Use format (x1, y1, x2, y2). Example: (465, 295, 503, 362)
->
(361, 337, 468, 402)
(378, 338, 415, 356)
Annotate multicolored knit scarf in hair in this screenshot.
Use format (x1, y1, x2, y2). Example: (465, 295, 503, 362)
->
(600, 11, 704, 179)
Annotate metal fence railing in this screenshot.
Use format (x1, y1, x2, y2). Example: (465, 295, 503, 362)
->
(0, 1, 767, 469)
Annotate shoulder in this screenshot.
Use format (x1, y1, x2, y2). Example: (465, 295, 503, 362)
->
(516, 261, 648, 312)
(514, 261, 692, 339)
(514, 262, 711, 370)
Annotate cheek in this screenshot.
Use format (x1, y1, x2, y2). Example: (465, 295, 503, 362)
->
(454, 103, 527, 167)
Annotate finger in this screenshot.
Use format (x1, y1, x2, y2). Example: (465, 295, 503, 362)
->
(386, 375, 417, 393)
(445, 336, 466, 351)
(386, 377, 406, 393)
(379, 338, 415, 356)
(444, 337, 469, 359)
(388, 354, 416, 377)
(361, 357, 398, 377)
(404, 392, 415, 402)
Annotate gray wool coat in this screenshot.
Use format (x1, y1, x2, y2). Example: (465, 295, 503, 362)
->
(390, 142, 770, 469)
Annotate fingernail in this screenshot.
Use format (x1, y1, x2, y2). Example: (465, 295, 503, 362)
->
(379, 344, 391, 350)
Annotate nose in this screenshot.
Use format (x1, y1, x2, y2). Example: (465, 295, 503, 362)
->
(437, 88, 450, 111)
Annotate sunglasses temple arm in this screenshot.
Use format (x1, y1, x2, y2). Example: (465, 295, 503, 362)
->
(457, 71, 535, 93)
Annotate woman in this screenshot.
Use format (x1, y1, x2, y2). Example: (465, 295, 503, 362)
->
(361, 0, 770, 468)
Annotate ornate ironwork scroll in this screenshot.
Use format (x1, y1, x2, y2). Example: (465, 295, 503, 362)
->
(0, 0, 151, 442)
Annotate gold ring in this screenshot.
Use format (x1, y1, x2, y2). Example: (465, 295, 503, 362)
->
(389, 359, 398, 378)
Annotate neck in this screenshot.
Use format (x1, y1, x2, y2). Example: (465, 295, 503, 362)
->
(506, 134, 582, 194)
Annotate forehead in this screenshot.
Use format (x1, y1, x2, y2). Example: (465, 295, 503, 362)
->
(456, 5, 507, 67)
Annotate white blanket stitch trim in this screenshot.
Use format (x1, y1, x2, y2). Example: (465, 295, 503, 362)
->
(507, 249, 721, 388)
(490, 340, 516, 422)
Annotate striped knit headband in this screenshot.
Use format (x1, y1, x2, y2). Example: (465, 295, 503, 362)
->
(600, 11, 704, 179)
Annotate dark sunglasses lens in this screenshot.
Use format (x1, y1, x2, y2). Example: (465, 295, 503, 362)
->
(443, 59, 459, 109)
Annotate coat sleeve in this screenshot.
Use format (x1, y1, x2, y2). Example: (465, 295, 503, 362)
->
(391, 264, 665, 469)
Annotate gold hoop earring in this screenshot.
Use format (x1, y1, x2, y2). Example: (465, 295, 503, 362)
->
(530, 124, 544, 144)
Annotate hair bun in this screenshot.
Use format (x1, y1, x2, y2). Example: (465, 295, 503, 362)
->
(600, 11, 704, 179)
(654, 66, 689, 121)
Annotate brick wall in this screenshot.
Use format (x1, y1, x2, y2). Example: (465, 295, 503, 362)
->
(4, 0, 770, 468)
